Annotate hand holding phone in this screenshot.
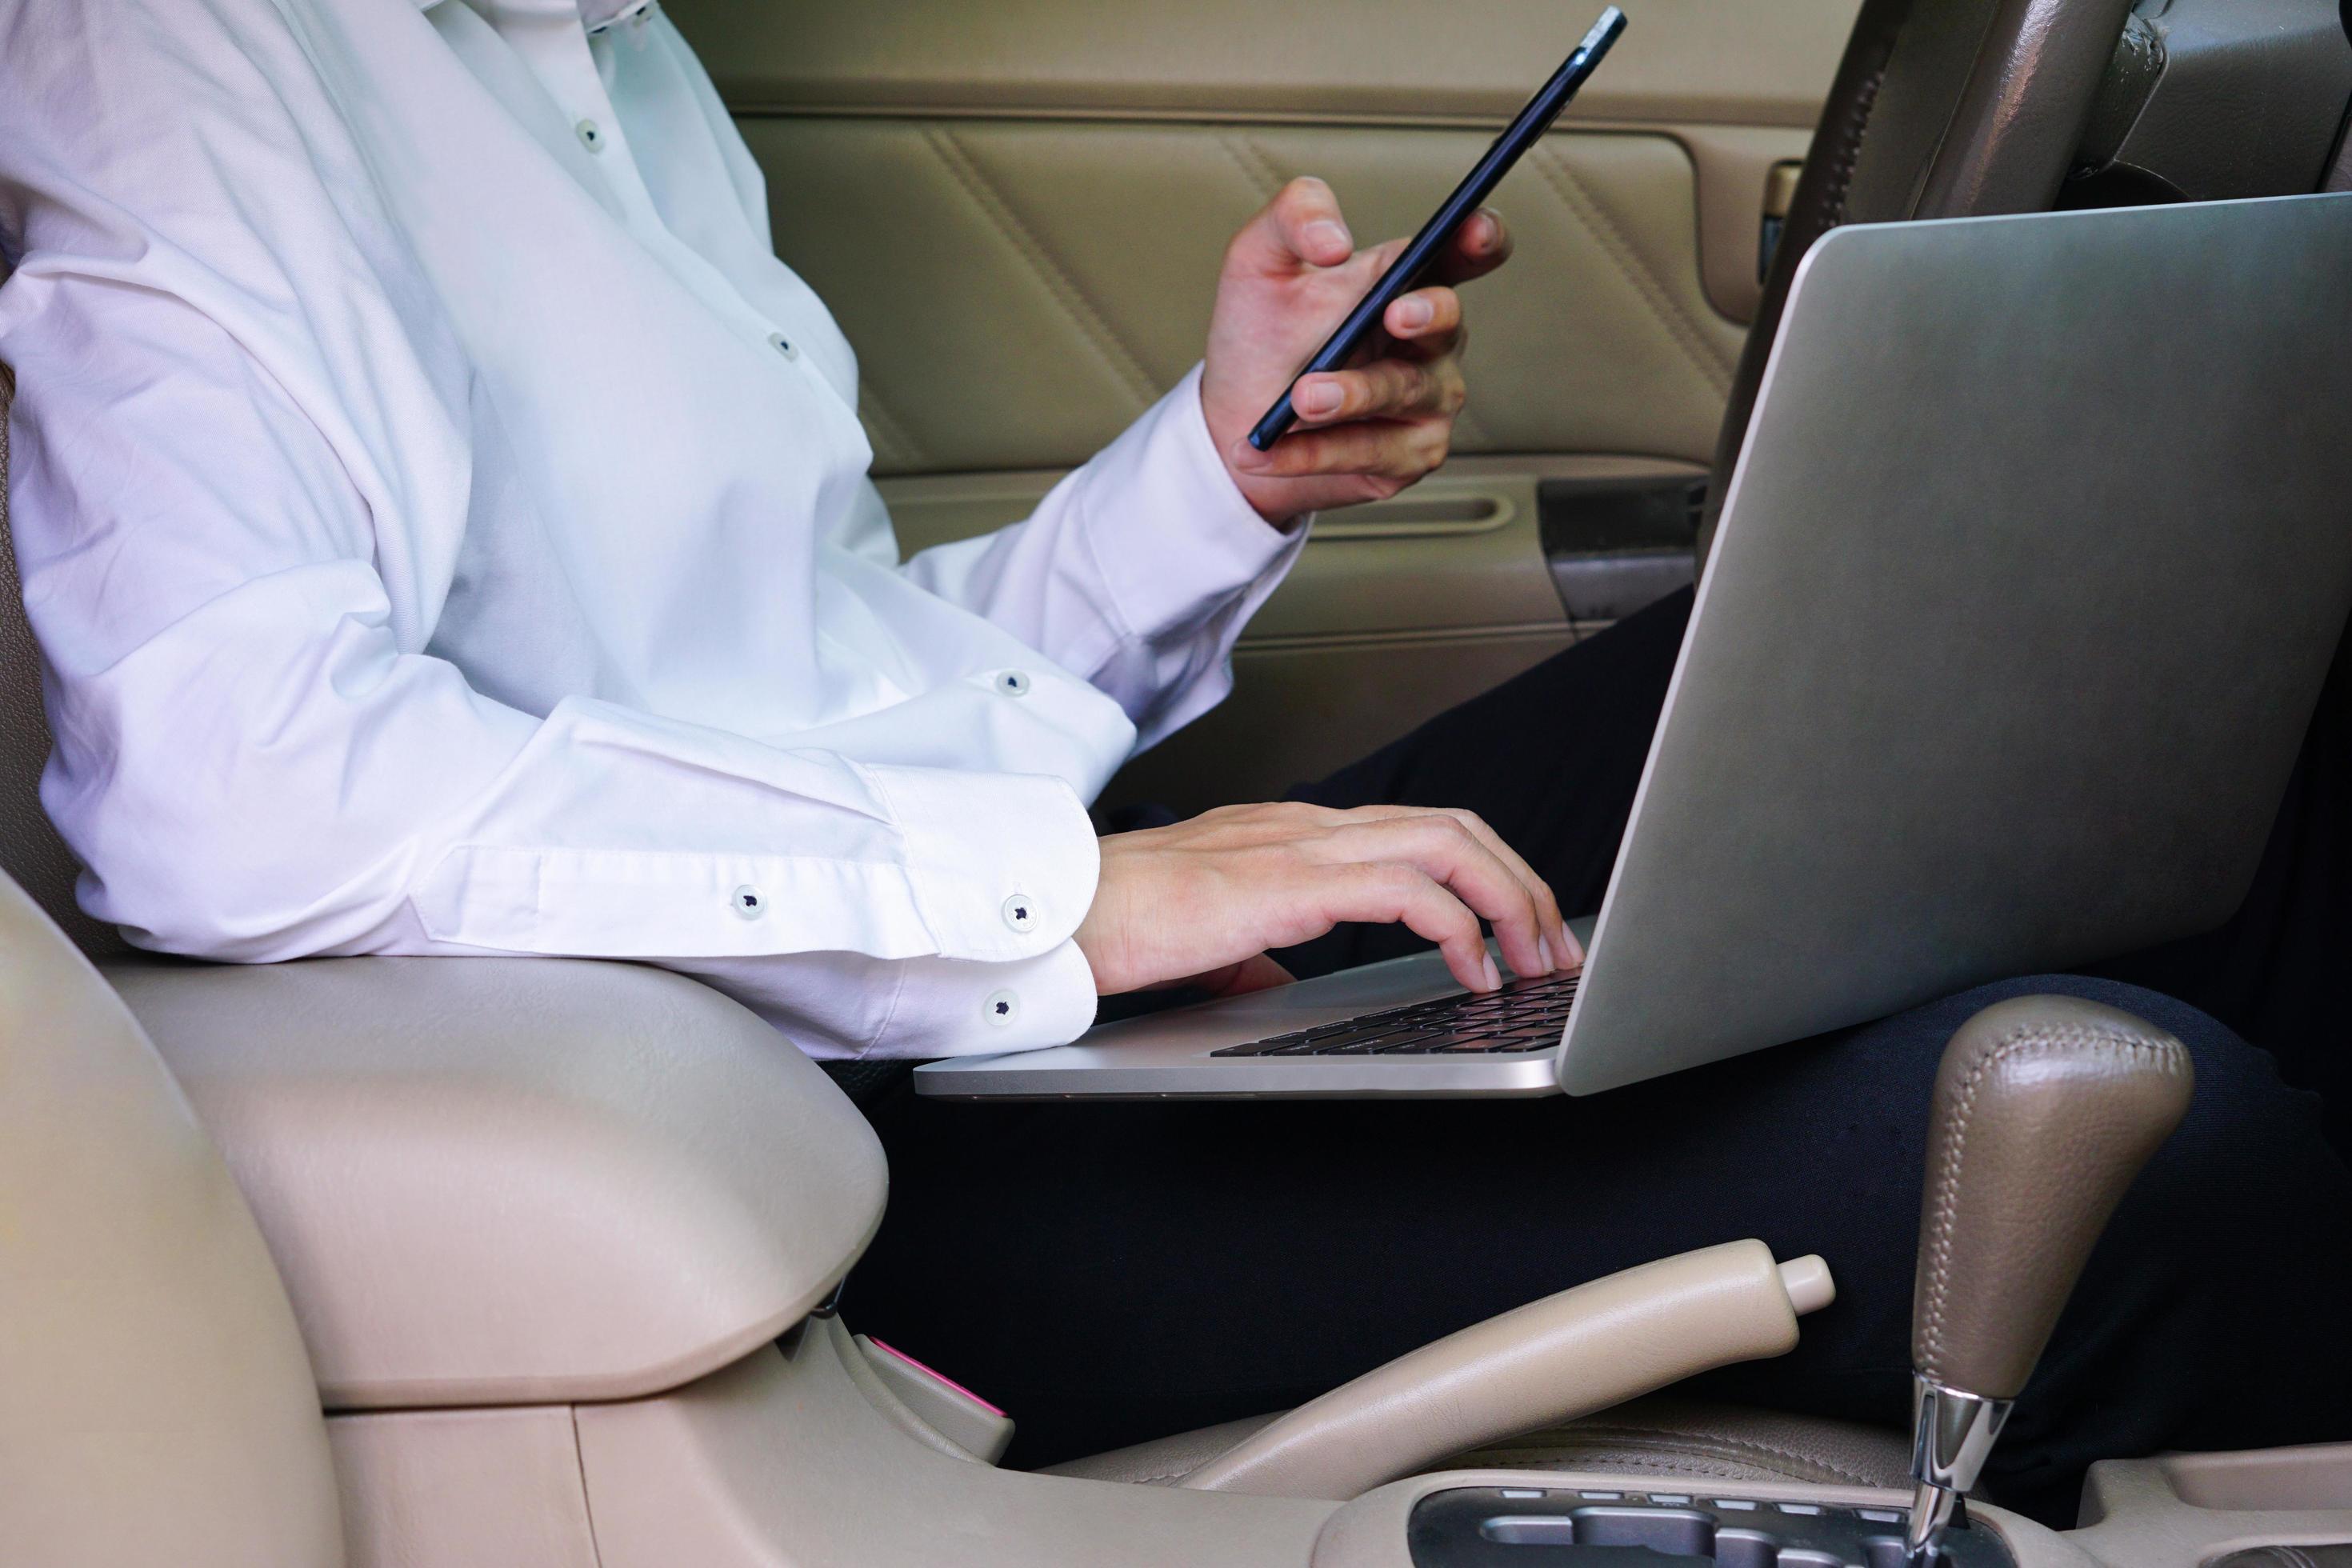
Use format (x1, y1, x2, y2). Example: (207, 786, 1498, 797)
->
(1247, 7, 1628, 452)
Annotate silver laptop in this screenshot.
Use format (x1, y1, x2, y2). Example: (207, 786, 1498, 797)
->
(919, 191, 2352, 1102)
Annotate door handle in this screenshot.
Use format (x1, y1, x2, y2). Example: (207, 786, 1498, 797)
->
(1758, 158, 1803, 282)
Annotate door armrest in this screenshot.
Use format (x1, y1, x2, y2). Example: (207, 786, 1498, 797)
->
(106, 955, 886, 1412)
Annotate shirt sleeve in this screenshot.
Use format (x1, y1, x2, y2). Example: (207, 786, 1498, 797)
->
(892, 364, 1311, 750)
(2, 267, 1098, 1059)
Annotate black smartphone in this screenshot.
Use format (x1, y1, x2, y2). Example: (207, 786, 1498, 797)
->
(1246, 6, 1628, 452)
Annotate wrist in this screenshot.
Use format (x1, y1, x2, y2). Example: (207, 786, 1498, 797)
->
(1198, 369, 1308, 530)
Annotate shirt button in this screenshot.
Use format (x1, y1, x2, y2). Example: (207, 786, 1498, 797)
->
(730, 885, 766, 920)
(995, 670, 1033, 698)
(766, 330, 801, 362)
(575, 118, 604, 154)
(984, 990, 1020, 1026)
(1002, 893, 1037, 934)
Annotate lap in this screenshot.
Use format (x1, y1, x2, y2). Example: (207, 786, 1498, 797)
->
(846, 971, 2352, 1515)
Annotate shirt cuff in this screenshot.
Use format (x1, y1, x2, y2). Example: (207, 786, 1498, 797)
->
(858, 760, 1099, 962)
(870, 938, 1099, 1058)
(1074, 363, 1304, 641)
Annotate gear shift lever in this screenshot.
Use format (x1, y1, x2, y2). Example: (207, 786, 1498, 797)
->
(1905, 996, 2192, 1561)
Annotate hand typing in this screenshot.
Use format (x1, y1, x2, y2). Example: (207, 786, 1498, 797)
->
(1074, 802, 1581, 998)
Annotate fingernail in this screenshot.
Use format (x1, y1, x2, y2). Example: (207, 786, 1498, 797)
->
(1394, 297, 1434, 330)
(1482, 955, 1502, 992)
(1298, 381, 1342, 417)
(1538, 934, 1556, 974)
(1303, 219, 1351, 258)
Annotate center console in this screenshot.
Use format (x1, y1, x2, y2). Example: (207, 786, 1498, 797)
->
(1404, 1487, 2010, 1567)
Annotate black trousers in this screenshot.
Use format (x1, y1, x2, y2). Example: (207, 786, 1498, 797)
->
(848, 588, 2352, 1523)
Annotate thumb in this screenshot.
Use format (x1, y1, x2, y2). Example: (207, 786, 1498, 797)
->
(1229, 176, 1354, 278)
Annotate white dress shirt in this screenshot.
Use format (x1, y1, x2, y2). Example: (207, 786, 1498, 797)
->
(0, 0, 1306, 1058)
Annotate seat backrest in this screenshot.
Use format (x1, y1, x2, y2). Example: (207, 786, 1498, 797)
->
(1699, 0, 2138, 555)
(0, 865, 343, 1565)
(0, 364, 127, 958)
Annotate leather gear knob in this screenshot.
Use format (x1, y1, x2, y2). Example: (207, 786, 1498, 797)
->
(1912, 995, 2194, 1402)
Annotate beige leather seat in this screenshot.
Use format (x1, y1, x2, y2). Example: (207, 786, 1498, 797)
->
(0, 850, 342, 1561)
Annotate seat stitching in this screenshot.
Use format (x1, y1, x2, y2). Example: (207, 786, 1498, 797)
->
(1527, 145, 1734, 394)
(1820, 66, 1886, 230)
(1918, 1022, 2190, 1378)
(923, 127, 1161, 410)
(854, 375, 930, 471)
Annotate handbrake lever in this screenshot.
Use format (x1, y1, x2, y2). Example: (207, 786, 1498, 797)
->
(1178, 1238, 1832, 1500)
(1905, 996, 2192, 1560)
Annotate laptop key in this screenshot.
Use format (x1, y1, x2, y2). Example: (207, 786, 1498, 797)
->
(1310, 1031, 1416, 1054)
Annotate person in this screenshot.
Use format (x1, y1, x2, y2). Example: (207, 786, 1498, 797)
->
(0, 0, 2344, 1522)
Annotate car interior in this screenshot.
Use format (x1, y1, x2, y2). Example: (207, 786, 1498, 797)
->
(8, 0, 2352, 1565)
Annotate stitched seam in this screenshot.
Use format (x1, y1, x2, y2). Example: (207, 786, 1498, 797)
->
(1500, 1426, 1886, 1487)
(1136, 1465, 1202, 1486)
(1917, 1023, 2190, 1378)
(1821, 66, 1886, 229)
(1216, 132, 1287, 202)
(855, 375, 930, 470)
(852, 957, 915, 1066)
(1529, 145, 1734, 392)
(1473, 1455, 1806, 1482)
(925, 128, 1160, 409)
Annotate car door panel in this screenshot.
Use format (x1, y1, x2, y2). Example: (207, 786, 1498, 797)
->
(744, 121, 1749, 472)
(668, 0, 1854, 803)
(675, 1, 1858, 130)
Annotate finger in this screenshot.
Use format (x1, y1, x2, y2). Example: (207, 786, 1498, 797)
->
(1430, 207, 1514, 286)
(1315, 863, 1498, 992)
(1190, 803, 1569, 971)
(1382, 286, 1462, 344)
(1413, 810, 1573, 971)
(1351, 807, 1571, 972)
(1315, 816, 1547, 981)
(1230, 415, 1452, 482)
(1229, 175, 1354, 276)
(1290, 356, 1460, 427)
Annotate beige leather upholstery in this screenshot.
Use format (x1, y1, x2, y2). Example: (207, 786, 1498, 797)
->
(106, 953, 889, 1411)
(1047, 1245, 1884, 1502)
(1178, 1242, 1830, 1499)
(746, 122, 1747, 476)
(1049, 1396, 1916, 1492)
(1914, 995, 2192, 1399)
(678, 0, 1862, 127)
(0, 366, 122, 958)
(0, 870, 344, 1566)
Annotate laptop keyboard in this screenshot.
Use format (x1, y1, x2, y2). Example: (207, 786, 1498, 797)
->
(1208, 971, 1579, 1057)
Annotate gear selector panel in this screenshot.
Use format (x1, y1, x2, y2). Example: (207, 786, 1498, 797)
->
(1406, 1488, 2016, 1566)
